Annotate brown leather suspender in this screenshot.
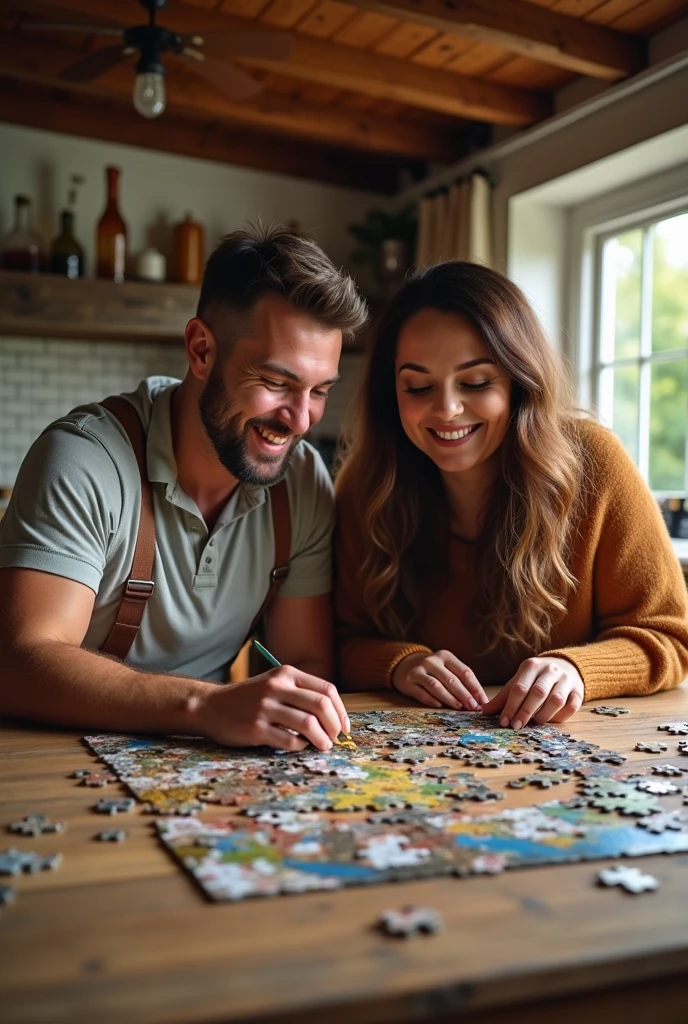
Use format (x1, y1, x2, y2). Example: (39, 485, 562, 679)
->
(99, 395, 291, 662)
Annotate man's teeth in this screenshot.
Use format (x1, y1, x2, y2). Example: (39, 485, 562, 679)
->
(434, 425, 478, 440)
(257, 425, 289, 445)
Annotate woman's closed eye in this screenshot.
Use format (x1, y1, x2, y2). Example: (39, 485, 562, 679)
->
(403, 378, 498, 396)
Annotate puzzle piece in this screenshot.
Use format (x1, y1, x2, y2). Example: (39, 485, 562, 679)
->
(636, 811, 686, 834)
(651, 764, 684, 777)
(0, 849, 62, 875)
(378, 905, 442, 937)
(632, 778, 679, 796)
(590, 706, 629, 716)
(678, 741, 688, 756)
(588, 750, 627, 765)
(96, 830, 128, 842)
(79, 771, 117, 788)
(509, 772, 568, 789)
(0, 884, 15, 905)
(658, 722, 688, 735)
(597, 865, 659, 893)
(386, 747, 430, 765)
(635, 742, 667, 754)
(94, 798, 136, 815)
(8, 815, 65, 836)
(588, 793, 660, 816)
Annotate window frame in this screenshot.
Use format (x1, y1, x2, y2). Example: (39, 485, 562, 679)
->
(567, 163, 688, 498)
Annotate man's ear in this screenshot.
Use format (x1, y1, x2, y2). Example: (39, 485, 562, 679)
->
(184, 317, 218, 382)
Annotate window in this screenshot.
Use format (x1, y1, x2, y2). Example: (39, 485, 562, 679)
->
(593, 210, 688, 496)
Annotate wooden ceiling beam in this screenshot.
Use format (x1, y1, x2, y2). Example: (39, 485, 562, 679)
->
(0, 33, 465, 162)
(337, 0, 647, 80)
(18, 0, 551, 124)
(0, 75, 405, 193)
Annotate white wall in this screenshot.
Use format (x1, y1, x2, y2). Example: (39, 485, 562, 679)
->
(0, 122, 382, 273)
(0, 123, 375, 486)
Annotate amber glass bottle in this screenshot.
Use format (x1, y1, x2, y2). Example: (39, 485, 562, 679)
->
(0, 195, 47, 272)
(173, 213, 205, 285)
(96, 166, 127, 282)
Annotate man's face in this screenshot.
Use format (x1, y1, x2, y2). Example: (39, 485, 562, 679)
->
(199, 294, 342, 486)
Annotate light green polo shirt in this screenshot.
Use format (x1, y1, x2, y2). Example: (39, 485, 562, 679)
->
(0, 377, 334, 681)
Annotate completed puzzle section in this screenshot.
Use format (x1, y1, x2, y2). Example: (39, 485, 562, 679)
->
(84, 710, 688, 901)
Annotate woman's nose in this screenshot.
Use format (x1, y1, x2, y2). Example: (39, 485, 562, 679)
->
(434, 385, 464, 416)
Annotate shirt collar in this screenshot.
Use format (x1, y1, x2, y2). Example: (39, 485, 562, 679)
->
(146, 384, 268, 522)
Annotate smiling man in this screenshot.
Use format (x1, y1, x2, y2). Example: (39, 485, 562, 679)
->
(0, 226, 367, 751)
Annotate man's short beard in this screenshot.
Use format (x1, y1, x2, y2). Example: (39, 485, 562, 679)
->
(199, 363, 298, 486)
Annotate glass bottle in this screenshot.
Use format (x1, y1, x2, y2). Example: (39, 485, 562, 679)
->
(50, 209, 84, 279)
(96, 166, 127, 282)
(0, 195, 47, 272)
(173, 213, 204, 285)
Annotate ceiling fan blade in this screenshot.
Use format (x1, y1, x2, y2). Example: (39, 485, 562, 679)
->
(59, 45, 130, 83)
(20, 20, 124, 37)
(181, 30, 292, 61)
(182, 51, 262, 101)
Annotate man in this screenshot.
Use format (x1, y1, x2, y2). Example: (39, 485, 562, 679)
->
(0, 226, 367, 751)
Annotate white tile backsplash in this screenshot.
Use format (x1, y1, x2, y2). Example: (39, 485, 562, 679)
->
(0, 336, 363, 486)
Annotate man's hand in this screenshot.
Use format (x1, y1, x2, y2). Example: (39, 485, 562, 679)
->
(481, 656, 584, 729)
(391, 650, 488, 711)
(196, 666, 351, 751)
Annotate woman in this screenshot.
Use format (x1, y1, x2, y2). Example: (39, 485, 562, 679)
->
(334, 261, 688, 729)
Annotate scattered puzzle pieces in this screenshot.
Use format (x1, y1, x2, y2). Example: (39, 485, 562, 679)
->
(590, 706, 629, 716)
(508, 772, 568, 789)
(635, 742, 667, 753)
(658, 722, 688, 735)
(378, 905, 442, 938)
(597, 865, 659, 894)
(651, 764, 684, 777)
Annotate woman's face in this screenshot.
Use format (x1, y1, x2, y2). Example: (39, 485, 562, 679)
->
(395, 308, 512, 480)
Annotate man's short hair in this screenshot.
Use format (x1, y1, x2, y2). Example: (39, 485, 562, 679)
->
(197, 224, 368, 343)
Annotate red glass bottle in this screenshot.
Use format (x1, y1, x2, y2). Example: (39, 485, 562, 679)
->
(96, 166, 127, 282)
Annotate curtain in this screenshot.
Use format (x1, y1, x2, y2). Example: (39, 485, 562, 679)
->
(415, 171, 492, 269)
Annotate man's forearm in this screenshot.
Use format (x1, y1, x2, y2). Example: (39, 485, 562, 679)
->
(1, 638, 215, 735)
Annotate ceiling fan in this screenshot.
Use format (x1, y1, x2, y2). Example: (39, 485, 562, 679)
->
(20, 0, 293, 118)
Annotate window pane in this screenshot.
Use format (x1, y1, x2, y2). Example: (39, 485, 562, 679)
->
(649, 359, 688, 492)
(605, 363, 640, 464)
(603, 229, 642, 360)
(652, 213, 688, 354)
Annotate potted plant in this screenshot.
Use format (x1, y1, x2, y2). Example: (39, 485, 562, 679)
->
(347, 205, 417, 294)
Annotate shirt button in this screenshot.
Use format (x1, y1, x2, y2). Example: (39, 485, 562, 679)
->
(205, 556, 212, 564)
(209, 539, 214, 547)
(203, 565, 211, 572)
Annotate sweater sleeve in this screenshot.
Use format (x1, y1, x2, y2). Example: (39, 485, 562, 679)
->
(333, 482, 431, 691)
(543, 426, 688, 701)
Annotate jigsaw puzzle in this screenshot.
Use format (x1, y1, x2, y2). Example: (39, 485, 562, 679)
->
(79, 710, 688, 902)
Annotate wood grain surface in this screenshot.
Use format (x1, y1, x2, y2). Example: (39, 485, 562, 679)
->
(2, 687, 688, 1024)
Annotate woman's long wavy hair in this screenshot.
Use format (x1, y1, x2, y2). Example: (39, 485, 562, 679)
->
(336, 261, 586, 653)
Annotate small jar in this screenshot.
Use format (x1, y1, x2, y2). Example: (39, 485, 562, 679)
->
(136, 247, 166, 283)
(173, 213, 204, 285)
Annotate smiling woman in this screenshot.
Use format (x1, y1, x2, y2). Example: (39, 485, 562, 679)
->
(334, 260, 688, 732)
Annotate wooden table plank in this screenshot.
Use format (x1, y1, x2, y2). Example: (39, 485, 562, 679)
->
(2, 688, 688, 1023)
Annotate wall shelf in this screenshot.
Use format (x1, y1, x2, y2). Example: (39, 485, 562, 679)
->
(0, 271, 199, 344)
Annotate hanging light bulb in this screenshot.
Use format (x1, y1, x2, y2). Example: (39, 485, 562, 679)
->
(134, 54, 166, 118)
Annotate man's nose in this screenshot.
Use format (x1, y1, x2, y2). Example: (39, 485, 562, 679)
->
(283, 391, 311, 436)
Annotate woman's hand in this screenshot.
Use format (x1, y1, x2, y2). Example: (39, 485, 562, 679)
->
(481, 656, 584, 729)
(391, 650, 488, 710)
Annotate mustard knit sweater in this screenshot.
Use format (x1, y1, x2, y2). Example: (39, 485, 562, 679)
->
(334, 421, 688, 701)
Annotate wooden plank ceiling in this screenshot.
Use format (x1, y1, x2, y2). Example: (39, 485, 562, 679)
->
(0, 0, 685, 192)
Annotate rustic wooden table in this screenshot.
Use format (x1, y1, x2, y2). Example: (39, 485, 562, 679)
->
(2, 688, 688, 1024)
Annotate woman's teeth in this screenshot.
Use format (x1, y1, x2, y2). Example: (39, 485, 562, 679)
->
(257, 425, 289, 445)
(433, 425, 478, 440)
